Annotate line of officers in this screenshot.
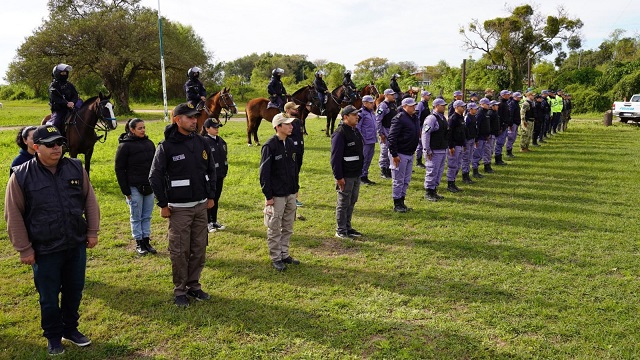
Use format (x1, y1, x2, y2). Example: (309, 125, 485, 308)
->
(331, 87, 573, 215)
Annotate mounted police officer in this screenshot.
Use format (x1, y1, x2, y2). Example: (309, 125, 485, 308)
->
(48, 64, 81, 135)
(376, 89, 397, 179)
(389, 74, 402, 106)
(267, 68, 287, 111)
(313, 70, 329, 115)
(342, 70, 357, 104)
(184, 66, 207, 110)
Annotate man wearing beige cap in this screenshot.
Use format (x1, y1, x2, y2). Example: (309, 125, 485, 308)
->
(284, 101, 305, 206)
(259, 113, 301, 271)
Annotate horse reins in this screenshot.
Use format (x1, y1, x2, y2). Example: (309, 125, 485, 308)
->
(68, 100, 114, 143)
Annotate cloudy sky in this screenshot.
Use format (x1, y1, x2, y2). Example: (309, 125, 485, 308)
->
(1, 0, 638, 85)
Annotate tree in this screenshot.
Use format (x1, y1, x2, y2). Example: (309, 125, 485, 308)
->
(460, 4, 583, 89)
(354, 57, 388, 83)
(7, 0, 209, 113)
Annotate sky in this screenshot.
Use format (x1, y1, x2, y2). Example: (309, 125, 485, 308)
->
(1, 0, 639, 85)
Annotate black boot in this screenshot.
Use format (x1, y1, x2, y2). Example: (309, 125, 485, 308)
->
(143, 237, 157, 254)
(360, 176, 376, 185)
(484, 163, 495, 174)
(386, 167, 393, 178)
(506, 149, 515, 158)
(495, 154, 507, 166)
(393, 198, 407, 212)
(447, 181, 461, 193)
(135, 240, 148, 256)
(434, 188, 445, 200)
(462, 172, 474, 184)
(400, 196, 412, 211)
(425, 188, 438, 202)
(381, 168, 391, 179)
(472, 168, 484, 178)
(532, 140, 540, 146)
(415, 157, 426, 169)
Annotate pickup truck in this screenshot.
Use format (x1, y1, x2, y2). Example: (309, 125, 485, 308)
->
(612, 94, 640, 123)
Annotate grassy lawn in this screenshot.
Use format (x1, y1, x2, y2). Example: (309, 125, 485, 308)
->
(0, 112, 639, 359)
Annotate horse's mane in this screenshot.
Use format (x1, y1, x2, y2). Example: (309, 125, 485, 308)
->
(81, 96, 100, 108)
(206, 91, 220, 100)
(292, 85, 311, 96)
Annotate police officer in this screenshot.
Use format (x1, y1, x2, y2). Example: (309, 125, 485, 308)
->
(562, 93, 573, 131)
(461, 102, 479, 184)
(447, 100, 467, 193)
(313, 70, 329, 114)
(532, 94, 545, 146)
(267, 68, 287, 111)
(149, 103, 217, 307)
(388, 97, 421, 212)
(356, 95, 377, 185)
(550, 89, 564, 134)
(184, 66, 207, 110)
(201, 118, 228, 232)
(48, 64, 80, 135)
(539, 90, 551, 143)
(331, 105, 364, 239)
(494, 90, 511, 165)
(376, 89, 397, 179)
(389, 74, 402, 106)
(415, 90, 432, 169)
(284, 102, 305, 207)
(485, 100, 501, 173)
(448, 90, 463, 119)
(473, 98, 492, 177)
(259, 114, 300, 271)
(422, 98, 448, 202)
(519, 92, 536, 152)
(505, 91, 523, 158)
(5, 125, 100, 355)
(342, 70, 357, 104)
(484, 88, 495, 101)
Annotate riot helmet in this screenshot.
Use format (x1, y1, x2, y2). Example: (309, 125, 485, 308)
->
(188, 66, 202, 80)
(52, 64, 72, 82)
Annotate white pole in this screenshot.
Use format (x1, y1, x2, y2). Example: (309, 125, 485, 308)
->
(157, 0, 169, 122)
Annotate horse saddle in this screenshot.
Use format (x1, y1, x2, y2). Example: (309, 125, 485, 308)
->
(267, 101, 280, 110)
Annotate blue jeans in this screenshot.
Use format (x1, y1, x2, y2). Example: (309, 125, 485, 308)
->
(33, 245, 86, 340)
(127, 186, 154, 240)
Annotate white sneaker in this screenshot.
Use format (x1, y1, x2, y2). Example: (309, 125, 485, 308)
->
(207, 223, 216, 233)
(212, 222, 226, 230)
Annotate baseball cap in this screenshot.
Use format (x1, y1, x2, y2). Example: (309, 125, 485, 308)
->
(470, 92, 478, 98)
(383, 89, 395, 95)
(421, 90, 432, 97)
(33, 125, 66, 144)
(479, 98, 491, 105)
(204, 118, 222, 128)
(490, 100, 500, 106)
(341, 105, 360, 116)
(362, 95, 374, 103)
(541, 90, 549, 95)
(272, 113, 294, 128)
(453, 100, 466, 108)
(401, 98, 417, 106)
(284, 102, 300, 111)
(466, 102, 478, 110)
(512, 92, 523, 98)
(173, 103, 200, 117)
(453, 90, 463, 96)
(499, 90, 511, 96)
(432, 98, 447, 106)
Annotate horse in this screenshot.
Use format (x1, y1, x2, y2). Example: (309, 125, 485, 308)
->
(322, 83, 380, 136)
(42, 92, 117, 174)
(172, 87, 237, 133)
(245, 85, 314, 146)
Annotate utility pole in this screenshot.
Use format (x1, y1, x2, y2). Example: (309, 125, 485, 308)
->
(461, 59, 466, 101)
(157, 0, 169, 122)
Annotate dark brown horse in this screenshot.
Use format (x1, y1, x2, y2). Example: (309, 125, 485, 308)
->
(42, 92, 117, 174)
(245, 85, 314, 146)
(322, 84, 380, 136)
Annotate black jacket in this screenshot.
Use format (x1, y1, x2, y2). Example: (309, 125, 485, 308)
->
(203, 134, 228, 179)
(464, 113, 478, 141)
(49, 80, 79, 111)
(115, 132, 156, 196)
(498, 97, 511, 127)
(488, 109, 501, 136)
(267, 76, 286, 97)
(184, 79, 206, 103)
(476, 107, 491, 139)
(508, 98, 521, 125)
(259, 135, 299, 199)
(448, 112, 466, 148)
(149, 124, 217, 208)
(388, 108, 421, 157)
(313, 77, 328, 93)
(331, 124, 364, 179)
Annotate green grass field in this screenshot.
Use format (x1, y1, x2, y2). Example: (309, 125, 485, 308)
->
(0, 108, 639, 359)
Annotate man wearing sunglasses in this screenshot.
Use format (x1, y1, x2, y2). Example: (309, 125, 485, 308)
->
(5, 124, 100, 355)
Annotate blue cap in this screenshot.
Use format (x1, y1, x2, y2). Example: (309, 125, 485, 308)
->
(479, 98, 491, 105)
(470, 92, 478, 98)
(499, 90, 511, 96)
(490, 100, 500, 106)
(541, 90, 548, 95)
(362, 95, 374, 103)
(401, 98, 417, 106)
(512, 92, 522, 98)
(383, 89, 395, 95)
(421, 90, 431, 97)
(432, 98, 447, 106)
(453, 100, 466, 108)
(453, 90, 463, 96)
(466, 102, 478, 110)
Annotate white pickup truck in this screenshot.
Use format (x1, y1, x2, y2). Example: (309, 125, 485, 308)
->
(612, 94, 640, 123)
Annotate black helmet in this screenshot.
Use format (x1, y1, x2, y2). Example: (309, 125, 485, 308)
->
(272, 68, 284, 77)
(52, 63, 72, 81)
(344, 70, 352, 76)
(188, 66, 202, 80)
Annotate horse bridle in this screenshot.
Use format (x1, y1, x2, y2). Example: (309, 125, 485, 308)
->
(69, 99, 115, 143)
(203, 91, 236, 125)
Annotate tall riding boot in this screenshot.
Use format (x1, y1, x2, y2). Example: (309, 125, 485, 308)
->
(462, 172, 474, 184)
(484, 163, 495, 174)
(495, 154, 507, 166)
(425, 188, 438, 202)
(472, 168, 484, 178)
(506, 149, 515, 158)
(135, 240, 148, 256)
(143, 237, 157, 254)
(447, 181, 460, 193)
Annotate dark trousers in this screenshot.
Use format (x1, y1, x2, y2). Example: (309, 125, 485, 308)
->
(207, 177, 225, 223)
(551, 112, 561, 133)
(540, 115, 550, 139)
(533, 119, 543, 143)
(33, 245, 86, 340)
(336, 177, 361, 233)
(48, 110, 69, 134)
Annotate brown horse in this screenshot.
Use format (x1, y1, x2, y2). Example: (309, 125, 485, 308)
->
(171, 87, 238, 132)
(42, 92, 117, 174)
(322, 84, 380, 136)
(245, 85, 314, 146)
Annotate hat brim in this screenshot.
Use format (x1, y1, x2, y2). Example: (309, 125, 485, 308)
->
(177, 109, 201, 117)
(36, 134, 66, 144)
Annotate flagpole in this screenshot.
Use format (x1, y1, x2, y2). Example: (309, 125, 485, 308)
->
(157, 0, 169, 122)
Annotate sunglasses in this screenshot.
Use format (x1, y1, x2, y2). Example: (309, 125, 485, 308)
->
(40, 139, 66, 148)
